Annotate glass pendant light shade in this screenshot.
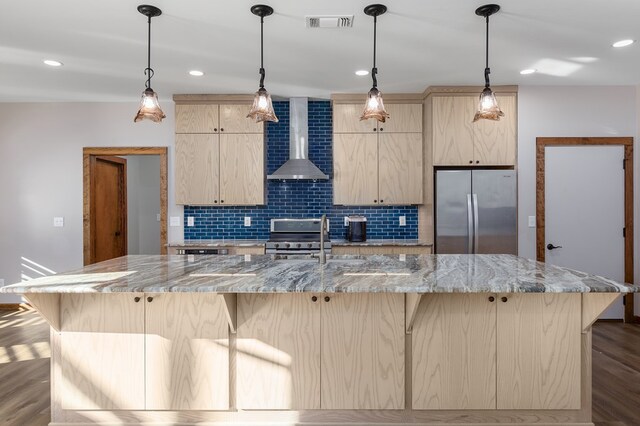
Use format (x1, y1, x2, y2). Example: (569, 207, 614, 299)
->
(361, 87, 389, 122)
(473, 87, 503, 122)
(134, 5, 164, 123)
(247, 87, 278, 123)
(134, 87, 166, 123)
(361, 5, 389, 123)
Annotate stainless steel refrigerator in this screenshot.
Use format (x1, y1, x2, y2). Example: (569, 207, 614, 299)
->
(435, 170, 517, 254)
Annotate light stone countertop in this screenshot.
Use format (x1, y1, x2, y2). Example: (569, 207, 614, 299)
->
(1, 254, 637, 294)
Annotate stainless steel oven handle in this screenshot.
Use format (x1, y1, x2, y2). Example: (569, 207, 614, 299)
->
(467, 194, 473, 254)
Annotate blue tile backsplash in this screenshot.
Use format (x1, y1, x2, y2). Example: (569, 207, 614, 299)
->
(184, 100, 418, 240)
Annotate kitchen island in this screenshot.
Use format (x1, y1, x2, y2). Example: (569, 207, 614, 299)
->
(2, 254, 637, 426)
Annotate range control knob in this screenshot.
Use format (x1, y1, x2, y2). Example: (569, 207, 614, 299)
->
(275, 243, 280, 248)
(285, 243, 291, 248)
(308, 243, 313, 248)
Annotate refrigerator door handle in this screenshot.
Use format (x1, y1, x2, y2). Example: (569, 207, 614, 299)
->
(473, 193, 479, 253)
(467, 194, 473, 254)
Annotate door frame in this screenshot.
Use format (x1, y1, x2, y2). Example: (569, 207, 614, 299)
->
(536, 137, 635, 322)
(83, 147, 168, 265)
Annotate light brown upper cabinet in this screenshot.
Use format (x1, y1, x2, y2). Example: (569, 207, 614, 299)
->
(432, 95, 516, 166)
(333, 102, 423, 206)
(174, 99, 265, 206)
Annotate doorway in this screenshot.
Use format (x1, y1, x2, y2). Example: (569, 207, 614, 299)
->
(83, 147, 168, 265)
(536, 137, 635, 322)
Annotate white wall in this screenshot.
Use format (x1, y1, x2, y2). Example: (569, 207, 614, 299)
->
(0, 103, 182, 302)
(125, 155, 161, 255)
(517, 86, 639, 316)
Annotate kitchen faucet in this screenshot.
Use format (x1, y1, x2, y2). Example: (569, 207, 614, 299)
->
(319, 214, 327, 264)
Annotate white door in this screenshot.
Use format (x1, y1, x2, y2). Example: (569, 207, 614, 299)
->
(545, 145, 625, 318)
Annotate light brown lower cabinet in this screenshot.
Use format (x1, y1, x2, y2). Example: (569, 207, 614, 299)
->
(332, 245, 432, 255)
(60, 293, 229, 411)
(412, 293, 581, 410)
(237, 293, 405, 410)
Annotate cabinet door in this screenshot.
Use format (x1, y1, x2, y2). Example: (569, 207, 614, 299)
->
(237, 294, 321, 409)
(497, 293, 581, 409)
(333, 133, 379, 205)
(219, 104, 264, 134)
(146, 293, 229, 410)
(473, 95, 517, 165)
(333, 104, 378, 133)
(60, 294, 144, 410)
(219, 134, 264, 205)
(378, 132, 423, 205)
(175, 104, 219, 133)
(382, 103, 422, 133)
(175, 134, 219, 205)
(321, 294, 404, 409)
(412, 294, 496, 410)
(432, 96, 475, 166)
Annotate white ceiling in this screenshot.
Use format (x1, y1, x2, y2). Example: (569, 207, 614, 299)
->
(2, 0, 640, 102)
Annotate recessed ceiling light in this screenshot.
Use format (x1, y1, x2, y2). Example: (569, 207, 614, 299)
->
(43, 59, 63, 67)
(520, 68, 536, 75)
(189, 70, 204, 76)
(612, 39, 635, 48)
(355, 70, 369, 76)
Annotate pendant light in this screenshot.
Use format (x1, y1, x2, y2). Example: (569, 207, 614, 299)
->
(247, 4, 278, 123)
(473, 4, 504, 122)
(360, 4, 389, 122)
(134, 5, 165, 123)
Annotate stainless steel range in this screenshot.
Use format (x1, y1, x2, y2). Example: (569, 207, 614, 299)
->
(266, 218, 331, 255)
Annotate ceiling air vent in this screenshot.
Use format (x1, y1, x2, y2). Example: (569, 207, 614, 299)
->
(306, 15, 354, 28)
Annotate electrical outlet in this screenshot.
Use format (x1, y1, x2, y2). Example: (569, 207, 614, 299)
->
(0, 279, 4, 287)
(344, 216, 349, 226)
(53, 217, 64, 227)
(156, 213, 161, 222)
(170, 216, 181, 227)
(244, 217, 251, 227)
(399, 254, 406, 262)
(528, 216, 536, 228)
(244, 254, 252, 262)
(399, 216, 406, 226)
(187, 217, 195, 227)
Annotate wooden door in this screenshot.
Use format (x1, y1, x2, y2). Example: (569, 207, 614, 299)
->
(381, 104, 422, 133)
(432, 96, 475, 166)
(175, 134, 220, 205)
(146, 293, 229, 410)
(473, 95, 517, 165)
(333, 133, 379, 205)
(497, 293, 581, 409)
(412, 294, 496, 410)
(378, 132, 423, 205)
(175, 104, 219, 133)
(237, 294, 321, 409)
(321, 293, 404, 409)
(60, 293, 144, 410)
(91, 156, 126, 263)
(219, 134, 264, 205)
(219, 104, 264, 134)
(333, 104, 379, 133)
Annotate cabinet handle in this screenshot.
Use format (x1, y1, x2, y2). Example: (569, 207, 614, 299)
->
(373, 128, 377, 132)
(221, 200, 224, 203)
(501, 296, 508, 303)
(214, 128, 218, 132)
(311, 296, 318, 302)
(324, 296, 331, 302)
(220, 128, 224, 132)
(134, 296, 141, 303)
(469, 160, 473, 164)
(373, 199, 378, 203)
(488, 296, 495, 302)
(380, 199, 384, 203)
(379, 127, 384, 131)
(214, 200, 218, 204)
(476, 160, 480, 164)
(147, 296, 154, 303)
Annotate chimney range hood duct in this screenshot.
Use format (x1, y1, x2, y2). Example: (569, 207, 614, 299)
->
(267, 97, 329, 180)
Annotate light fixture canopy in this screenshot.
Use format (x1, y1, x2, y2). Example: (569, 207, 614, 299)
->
(247, 4, 278, 123)
(473, 4, 504, 122)
(134, 4, 166, 123)
(360, 4, 389, 123)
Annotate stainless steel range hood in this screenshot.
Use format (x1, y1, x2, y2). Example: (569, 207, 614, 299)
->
(267, 97, 329, 180)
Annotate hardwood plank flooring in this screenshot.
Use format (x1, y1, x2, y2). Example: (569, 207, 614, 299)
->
(0, 307, 638, 425)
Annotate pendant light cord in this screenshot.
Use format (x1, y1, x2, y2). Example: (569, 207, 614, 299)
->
(259, 16, 266, 89)
(371, 15, 378, 89)
(484, 14, 490, 88)
(145, 15, 154, 90)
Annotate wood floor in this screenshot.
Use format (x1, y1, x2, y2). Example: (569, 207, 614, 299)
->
(0, 307, 638, 426)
